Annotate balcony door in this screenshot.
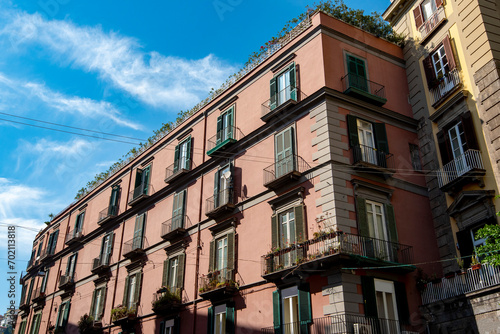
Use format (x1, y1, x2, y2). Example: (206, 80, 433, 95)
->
(357, 119, 377, 165)
(217, 107, 234, 145)
(216, 236, 228, 279)
(279, 209, 296, 268)
(366, 200, 391, 260)
(132, 214, 145, 250)
(100, 233, 113, 266)
(374, 279, 400, 334)
(275, 127, 295, 179)
(347, 55, 368, 92)
(214, 164, 232, 208)
(448, 121, 469, 176)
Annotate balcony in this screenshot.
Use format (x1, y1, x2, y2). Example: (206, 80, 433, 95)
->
(419, 6, 447, 42)
(18, 297, 29, 313)
(206, 126, 241, 157)
(341, 73, 387, 106)
(152, 287, 182, 315)
(58, 274, 76, 290)
(98, 205, 118, 225)
(128, 183, 153, 206)
(91, 255, 111, 275)
(65, 229, 84, 245)
(351, 144, 395, 174)
(32, 287, 46, 304)
(198, 268, 237, 300)
(430, 69, 461, 106)
(122, 236, 148, 259)
(263, 155, 311, 189)
(261, 87, 307, 122)
(161, 215, 192, 240)
(39, 248, 53, 262)
(262, 232, 413, 280)
(164, 159, 192, 184)
(421, 264, 500, 304)
(205, 188, 235, 219)
(26, 258, 35, 270)
(261, 313, 420, 334)
(436, 149, 485, 191)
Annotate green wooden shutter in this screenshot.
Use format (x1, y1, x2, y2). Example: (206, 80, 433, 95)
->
(361, 276, 378, 317)
(185, 136, 192, 170)
(134, 272, 142, 305)
(159, 321, 165, 334)
(72, 253, 78, 277)
(226, 305, 235, 334)
(99, 235, 107, 261)
(172, 190, 186, 229)
(50, 230, 59, 254)
(356, 198, 369, 237)
(270, 77, 278, 110)
(395, 281, 410, 325)
(347, 55, 367, 91)
(374, 123, 389, 153)
(107, 233, 114, 258)
(385, 204, 398, 244)
(177, 253, 185, 290)
(122, 276, 130, 306)
(26, 279, 34, 304)
(294, 205, 306, 243)
(227, 106, 234, 139)
(89, 289, 97, 318)
(173, 143, 181, 173)
(298, 284, 312, 333)
(213, 169, 220, 207)
(216, 114, 223, 145)
(41, 269, 49, 293)
(142, 166, 151, 195)
(162, 259, 169, 287)
(346, 115, 359, 148)
(98, 287, 107, 320)
(19, 320, 27, 334)
(109, 186, 120, 215)
(208, 240, 215, 272)
(289, 63, 297, 101)
(207, 306, 214, 334)
(227, 232, 235, 271)
(271, 214, 278, 250)
(133, 214, 145, 249)
(55, 304, 62, 329)
(272, 290, 281, 333)
(63, 301, 71, 327)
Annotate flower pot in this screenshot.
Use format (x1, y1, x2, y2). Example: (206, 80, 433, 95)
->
(471, 264, 481, 271)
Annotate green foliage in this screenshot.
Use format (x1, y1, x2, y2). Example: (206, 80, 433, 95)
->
(475, 224, 500, 266)
(77, 314, 101, 334)
(111, 305, 136, 322)
(152, 287, 181, 310)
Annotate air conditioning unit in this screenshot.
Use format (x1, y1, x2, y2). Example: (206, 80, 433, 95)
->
(353, 323, 372, 334)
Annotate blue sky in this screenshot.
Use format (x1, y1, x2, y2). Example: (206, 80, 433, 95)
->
(0, 0, 391, 314)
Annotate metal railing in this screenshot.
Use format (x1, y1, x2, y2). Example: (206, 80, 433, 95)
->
(122, 236, 148, 257)
(205, 188, 234, 215)
(59, 274, 76, 288)
(199, 268, 236, 295)
(32, 287, 45, 301)
(39, 248, 53, 261)
(263, 155, 311, 186)
(206, 126, 242, 155)
(165, 159, 192, 183)
(98, 205, 118, 223)
(341, 73, 386, 100)
(352, 144, 394, 169)
(152, 288, 182, 313)
(27, 257, 35, 269)
(128, 183, 153, 204)
(421, 264, 500, 304)
(92, 255, 111, 271)
(436, 149, 484, 188)
(162, 215, 192, 238)
(261, 87, 308, 117)
(419, 6, 446, 40)
(262, 232, 413, 276)
(65, 229, 84, 244)
(261, 313, 419, 334)
(430, 69, 461, 105)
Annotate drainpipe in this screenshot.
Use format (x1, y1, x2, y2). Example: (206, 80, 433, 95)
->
(192, 110, 208, 334)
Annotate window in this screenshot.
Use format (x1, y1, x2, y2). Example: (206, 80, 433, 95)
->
(132, 213, 146, 250)
(213, 163, 233, 208)
(26, 279, 34, 305)
(423, 36, 457, 89)
(55, 300, 71, 330)
(108, 185, 120, 216)
(361, 277, 409, 328)
(271, 205, 306, 268)
(29, 312, 42, 334)
(36, 241, 43, 260)
(18, 320, 27, 334)
(346, 55, 368, 92)
(272, 285, 311, 333)
(159, 318, 179, 334)
(347, 115, 389, 168)
(409, 144, 422, 171)
(20, 283, 27, 306)
(133, 165, 151, 197)
(270, 63, 296, 110)
(413, 0, 443, 29)
(275, 127, 295, 178)
(99, 232, 114, 266)
(47, 230, 59, 255)
(162, 254, 185, 293)
(174, 136, 192, 172)
(208, 304, 235, 334)
(123, 272, 142, 311)
(456, 222, 489, 267)
(65, 253, 78, 279)
(356, 198, 398, 261)
(90, 286, 107, 321)
(209, 232, 235, 281)
(217, 106, 235, 145)
(40, 269, 49, 294)
(74, 211, 85, 235)
(172, 190, 186, 230)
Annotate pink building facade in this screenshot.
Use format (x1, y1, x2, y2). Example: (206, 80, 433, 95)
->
(17, 11, 440, 334)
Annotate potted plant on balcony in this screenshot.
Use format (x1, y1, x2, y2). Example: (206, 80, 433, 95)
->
(152, 287, 182, 314)
(77, 314, 102, 334)
(471, 255, 481, 271)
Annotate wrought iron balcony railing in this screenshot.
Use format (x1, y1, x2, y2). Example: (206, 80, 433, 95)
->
(198, 268, 237, 297)
(161, 215, 192, 240)
(39, 248, 53, 261)
(262, 232, 413, 277)
(65, 229, 84, 245)
(206, 126, 242, 157)
(261, 313, 419, 334)
(352, 144, 395, 170)
(205, 188, 235, 219)
(123, 236, 148, 259)
(98, 205, 118, 224)
(128, 183, 154, 206)
(91, 255, 111, 274)
(419, 6, 446, 41)
(341, 73, 387, 106)
(430, 69, 461, 106)
(165, 159, 192, 183)
(263, 155, 311, 189)
(421, 264, 500, 304)
(59, 274, 76, 289)
(261, 87, 307, 121)
(436, 149, 485, 189)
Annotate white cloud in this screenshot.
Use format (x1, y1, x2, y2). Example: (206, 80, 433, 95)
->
(1, 11, 237, 109)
